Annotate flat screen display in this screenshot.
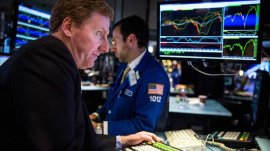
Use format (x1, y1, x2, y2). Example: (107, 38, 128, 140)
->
(157, 0, 262, 63)
(0, 55, 9, 66)
(10, 3, 50, 51)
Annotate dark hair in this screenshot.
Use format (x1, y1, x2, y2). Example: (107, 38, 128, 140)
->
(112, 15, 149, 48)
(50, 0, 114, 33)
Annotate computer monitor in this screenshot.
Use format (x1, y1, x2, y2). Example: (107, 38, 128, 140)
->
(244, 61, 270, 79)
(0, 55, 9, 66)
(10, 2, 51, 52)
(157, 0, 263, 63)
(234, 61, 270, 96)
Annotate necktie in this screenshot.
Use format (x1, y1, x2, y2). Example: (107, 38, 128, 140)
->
(121, 66, 131, 83)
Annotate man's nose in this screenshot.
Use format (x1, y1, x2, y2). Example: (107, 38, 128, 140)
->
(99, 40, 110, 54)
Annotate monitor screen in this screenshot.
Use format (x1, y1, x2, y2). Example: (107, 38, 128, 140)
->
(244, 61, 270, 79)
(157, 0, 262, 63)
(10, 3, 51, 52)
(0, 55, 9, 66)
(224, 61, 269, 96)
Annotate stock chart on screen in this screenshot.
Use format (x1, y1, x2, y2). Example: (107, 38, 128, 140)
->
(11, 4, 51, 51)
(157, 0, 262, 63)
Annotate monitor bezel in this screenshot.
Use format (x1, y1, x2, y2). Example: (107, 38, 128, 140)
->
(156, 0, 263, 64)
(10, 0, 19, 54)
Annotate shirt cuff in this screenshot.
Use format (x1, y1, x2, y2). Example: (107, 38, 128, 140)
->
(116, 135, 123, 150)
(103, 121, 108, 135)
(92, 112, 100, 120)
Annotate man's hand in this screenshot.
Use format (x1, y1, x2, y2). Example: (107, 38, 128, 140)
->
(91, 120, 97, 129)
(89, 114, 98, 128)
(120, 131, 163, 148)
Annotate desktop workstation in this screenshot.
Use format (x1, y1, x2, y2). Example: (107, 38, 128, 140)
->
(1, 0, 270, 150)
(133, 0, 269, 150)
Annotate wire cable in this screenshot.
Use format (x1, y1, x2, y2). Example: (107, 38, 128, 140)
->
(262, 48, 270, 58)
(187, 61, 241, 77)
(194, 134, 214, 151)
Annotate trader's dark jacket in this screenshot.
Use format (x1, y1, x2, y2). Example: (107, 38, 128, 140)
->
(0, 35, 115, 151)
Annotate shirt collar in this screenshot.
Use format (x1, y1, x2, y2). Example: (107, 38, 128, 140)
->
(128, 50, 146, 70)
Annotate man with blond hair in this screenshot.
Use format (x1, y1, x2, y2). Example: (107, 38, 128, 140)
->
(0, 0, 162, 150)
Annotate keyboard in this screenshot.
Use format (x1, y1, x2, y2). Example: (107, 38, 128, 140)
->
(164, 129, 205, 151)
(211, 131, 253, 148)
(125, 142, 180, 151)
(212, 131, 251, 141)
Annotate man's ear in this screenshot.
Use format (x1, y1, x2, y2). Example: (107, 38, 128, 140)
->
(61, 17, 73, 37)
(127, 34, 137, 47)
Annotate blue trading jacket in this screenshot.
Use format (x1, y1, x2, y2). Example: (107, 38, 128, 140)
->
(96, 51, 170, 135)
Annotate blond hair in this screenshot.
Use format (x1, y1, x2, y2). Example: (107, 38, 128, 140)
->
(49, 0, 114, 32)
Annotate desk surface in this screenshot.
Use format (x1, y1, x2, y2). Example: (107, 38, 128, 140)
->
(81, 85, 110, 91)
(169, 96, 232, 117)
(255, 137, 270, 151)
(170, 88, 195, 95)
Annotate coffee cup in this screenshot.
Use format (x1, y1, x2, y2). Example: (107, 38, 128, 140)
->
(199, 95, 207, 103)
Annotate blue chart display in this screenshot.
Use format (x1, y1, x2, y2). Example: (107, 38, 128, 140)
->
(14, 5, 50, 49)
(224, 5, 258, 34)
(157, 0, 262, 62)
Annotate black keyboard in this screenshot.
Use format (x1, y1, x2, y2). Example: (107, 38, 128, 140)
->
(211, 131, 253, 148)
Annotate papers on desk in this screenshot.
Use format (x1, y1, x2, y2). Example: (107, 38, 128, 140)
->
(187, 98, 205, 106)
(174, 97, 204, 106)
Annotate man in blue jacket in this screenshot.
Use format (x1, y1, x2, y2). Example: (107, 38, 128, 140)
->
(90, 15, 170, 135)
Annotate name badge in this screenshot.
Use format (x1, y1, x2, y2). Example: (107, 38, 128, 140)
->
(136, 71, 140, 80)
(124, 89, 133, 97)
